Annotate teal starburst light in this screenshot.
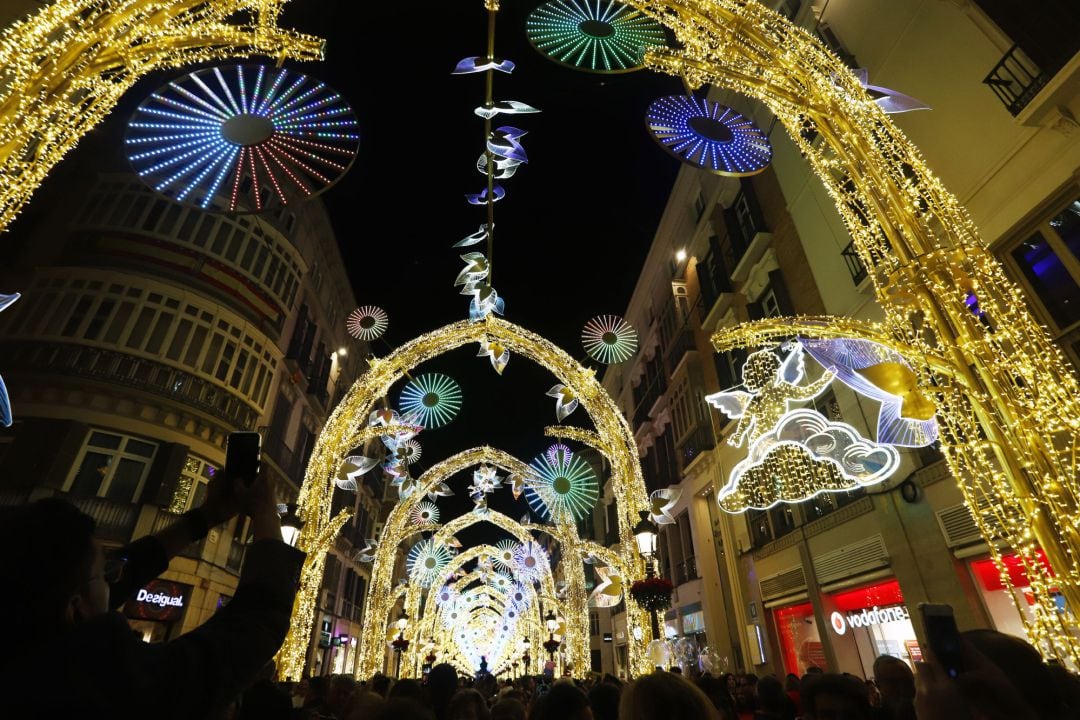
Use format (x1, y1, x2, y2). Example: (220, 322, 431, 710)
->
(525, 444, 599, 522)
(526, 0, 667, 74)
(399, 373, 463, 429)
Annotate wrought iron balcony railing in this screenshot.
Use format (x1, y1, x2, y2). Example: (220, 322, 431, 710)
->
(984, 44, 1050, 116)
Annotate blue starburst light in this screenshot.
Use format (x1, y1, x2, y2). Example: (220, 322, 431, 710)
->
(646, 95, 772, 176)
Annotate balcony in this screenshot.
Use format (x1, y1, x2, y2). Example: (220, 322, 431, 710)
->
(1, 341, 259, 429)
(984, 44, 1050, 117)
(841, 240, 869, 286)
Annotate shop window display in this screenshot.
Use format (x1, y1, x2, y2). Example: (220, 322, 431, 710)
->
(970, 550, 1076, 642)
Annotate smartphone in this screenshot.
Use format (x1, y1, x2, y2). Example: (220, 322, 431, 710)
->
(919, 602, 963, 679)
(226, 431, 262, 486)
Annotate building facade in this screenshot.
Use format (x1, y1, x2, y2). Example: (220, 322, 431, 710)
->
(602, 0, 1080, 680)
(0, 121, 381, 673)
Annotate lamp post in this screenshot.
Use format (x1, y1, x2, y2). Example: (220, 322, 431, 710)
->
(393, 609, 409, 678)
(543, 609, 560, 667)
(523, 636, 531, 676)
(279, 503, 304, 547)
(633, 511, 661, 640)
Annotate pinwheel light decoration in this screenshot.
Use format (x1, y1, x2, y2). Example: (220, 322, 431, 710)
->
(526, 0, 667, 74)
(126, 64, 360, 212)
(588, 566, 625, 608)
(407, 539, 455, 587)
(0, 293, 20, 427)
(469, 464, 503, 497)
(513, 541, 550, 584)
(646, 95, 772, 176)
(478, 337, 511, 375)
(335, 454, 380, 491)
(525, 443, 599, 522)
(547, 384, 580, 422)
(488, 571, 514, 594)
(399, 373, 463, 429)
(346, 306, 388, 341)
(509, 582, 532, 610)
(494, 539, 518, 570)
(582, 315, 638, 364)
(410, 501, 441, 526)
(392, 439, 423, 466)
(649, 487, 682, 525)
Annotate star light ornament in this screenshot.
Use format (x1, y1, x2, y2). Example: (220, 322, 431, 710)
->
(399, 373, 463, 429)
(525, 444, 599, 522)
(410, 501, 441, 526)
(126, 65, 360, 212)
(588, 566, 624, 608)
(334, 454, 381, 491)
(582, 315, 638, 364)
(407, 539, 455, 587)
(547, 384, 580, 422)
(513, 541, 550, 584)
(346, 306, 388, 341)
(469, 465, 503, 498)
(706, 344, 901, 512)
(478, 338, 511, 375)
(646, 95, 772, 176)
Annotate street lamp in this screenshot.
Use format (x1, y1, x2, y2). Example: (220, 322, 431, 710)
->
(393, 609, 409, 678)
(543, 609, 560, 662)
(522, 637, 531, 675)
(632, 511, 662, 640)
(279, 503, 304, 547)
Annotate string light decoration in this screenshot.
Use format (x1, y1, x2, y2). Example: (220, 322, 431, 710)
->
(526, 0, 668, 74)
(645, 95, 771, 176)
(399, 373, 463, 429)
(125, 64, 359, 211)
(0, 0, 324, 234)
(525, 443, 600, 522)
(582, 315, 639, 364)
(347, 306, 389, 341)
(612, 0, 1080, 664)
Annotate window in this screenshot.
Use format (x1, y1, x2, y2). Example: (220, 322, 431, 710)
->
(693, 189, 706, 222)
(167, 455, 219, 513)
(1007, 198, 1080, 332)
(590, 612, 600, 636)
(760, 287, 781, 318)
(66, 430, 158, 503)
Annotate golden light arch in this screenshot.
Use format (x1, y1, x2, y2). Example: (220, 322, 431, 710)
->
(278, 317, 653, 680)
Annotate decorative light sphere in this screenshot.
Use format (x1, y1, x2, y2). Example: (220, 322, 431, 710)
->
(399, 373, 463, 429)
(582, 315, 638, 364)
(646, 95, 771, 176)
(527, 0, 667, 73)
(126, 64, 360, 212)
(347, 306, 389, 341)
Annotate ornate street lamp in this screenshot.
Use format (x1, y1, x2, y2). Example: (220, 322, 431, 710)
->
(279, 503, 304, 547)
(522, 636, 531, 675)
(543, 609, 560, 661)
(632, 511, 663, 639)
(392, 609, 409, 678)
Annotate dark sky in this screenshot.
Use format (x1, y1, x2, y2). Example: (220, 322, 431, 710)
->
(274, 0, 681, 532)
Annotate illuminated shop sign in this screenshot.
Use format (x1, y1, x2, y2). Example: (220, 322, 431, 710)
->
(830, 605, 910, 635)
(124, 579, 192, 623)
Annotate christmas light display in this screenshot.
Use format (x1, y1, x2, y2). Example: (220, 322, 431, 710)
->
(399, 373, 463, 429)
(494, 540, 518, 570)
(410, 501, 440, 526)
(334, 454, 380, 491)
(347, 306, 389, 341)
(525, 444, 600, 522)
(478, 337, 511, 375)
(588, 566, 625, 608)
(513, 541, 551, 584)
(851, 69, 931, 114)
(547, 384, 580, 422)
(582, 315, 639, 364)
(648, 487, 681, 525)
(646, 95, 771, 176)
(526, 0, 667, 74)
(407, 538, 455, 587)
(126, 64, 359, 211)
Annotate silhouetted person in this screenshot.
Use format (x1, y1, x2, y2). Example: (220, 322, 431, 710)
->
(491, 698, 527, 720)
(447, 688, 491, 720)
(872, 655, 915, 720)
(587, 680, 620, 720)
(619, 672, 719, 720)
(800, 673, 872, 720)
(531, 681, 591, 720)
(755, 675, 793, 720)
(429, 663, 460, 720)
(0, 470, 302, 719)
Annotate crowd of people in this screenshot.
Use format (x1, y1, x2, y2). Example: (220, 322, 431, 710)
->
(5, 472, 1080, 719)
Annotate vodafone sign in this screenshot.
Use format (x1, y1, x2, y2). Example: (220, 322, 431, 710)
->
(830, 605, 910, 635)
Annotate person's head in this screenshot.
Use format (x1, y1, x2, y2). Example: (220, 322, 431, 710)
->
(429, 663, 460, 699)
(872, 655, 914, 709)
(963, 628, 1076, 717)
(587, 680, 620, 720)
(491, 698, 527, 720)
(801, 673, 871, 720)
(531, 681, 591, 720)
(785, 673, 801, 693)
(370, 672, 393, 697)
(345, 691, 386, 720)
(619, 672, 720, 720)
(371, 698, 436, 720)
(695, 674, 735, 715)
(329, 674, 359, 711)
(0, 499, 109, 640)
(447, 688, 491, 720)
(390, 678, 430, 705)
(756, 675, 786, 715)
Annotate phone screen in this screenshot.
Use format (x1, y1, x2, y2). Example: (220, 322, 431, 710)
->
(921, 604, 963, 679)
(226, 432, 262, 486)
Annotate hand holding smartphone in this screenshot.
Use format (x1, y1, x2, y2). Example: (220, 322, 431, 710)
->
(919, 603, 964, 679)
(226, 431, 262, 487)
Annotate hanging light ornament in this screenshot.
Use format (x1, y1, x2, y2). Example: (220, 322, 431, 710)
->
(406, 539, 455, 587)
(346, 306, 389, 341)
(513, 540, 551, 584)
(399, 373, 463, 429)
(410, 501, 441, 526)
(546, 384, 580, 422)
(582, 315, 638, 364)
(525, 443, 599, 522)
(526, 0, 667, 74)
(478, 337, 511, 375)
(646, 95, 771, 176)
(126, 64, 359, 212)
(494, 539, 518, 571)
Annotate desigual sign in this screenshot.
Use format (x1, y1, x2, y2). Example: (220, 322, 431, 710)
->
(124, 579, 193, 623)
(830, 605, 910, 635)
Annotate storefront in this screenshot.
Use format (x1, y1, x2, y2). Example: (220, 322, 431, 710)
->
(123, 578, 193, 642)
(969, 550, 1075, 641)
(773, 601, 828, 675)
(828, 580, 920, 677)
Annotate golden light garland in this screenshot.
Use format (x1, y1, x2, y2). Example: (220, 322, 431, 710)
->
(624, 0, 1080, 663)
(0, 0, 323, 233)
(277, 317, 652, 680)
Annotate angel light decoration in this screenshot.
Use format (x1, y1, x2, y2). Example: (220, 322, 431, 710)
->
(706, 344, 903, 512)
